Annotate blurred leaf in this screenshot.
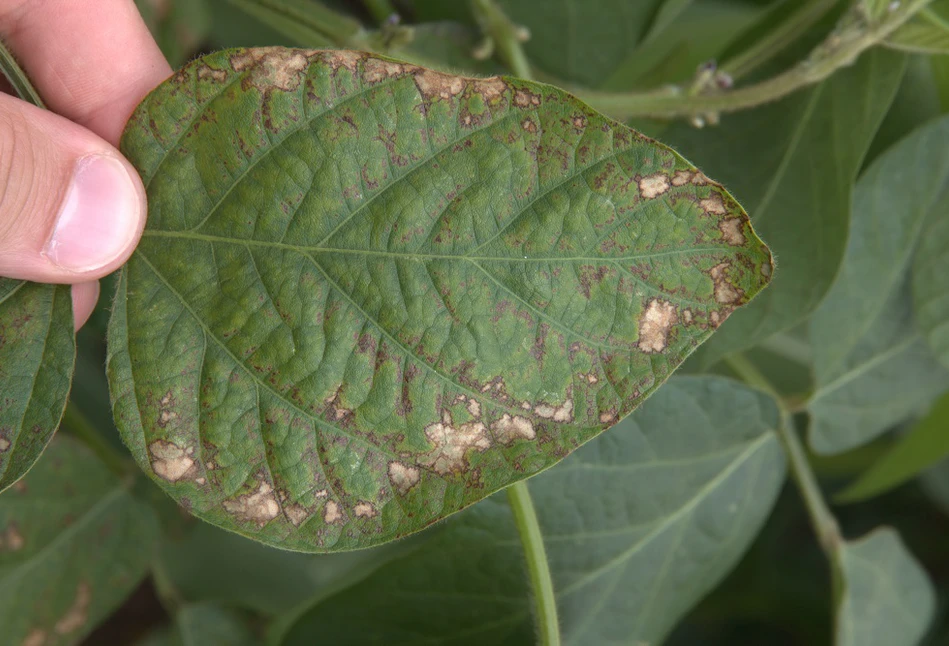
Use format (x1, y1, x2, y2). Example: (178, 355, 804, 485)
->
(640, 0, 695, 45)
(217, 0, 352, 47)
(885, 0, 949, 54)
(835, 528, 935, 646)
(0, 280, 74, 493)
(865, 55, 943, 171)
(808, 115, 949, 454)
(836, 391, 949, 502)
(417, 0, 683, 86)
(156, 519, 423, 614)
(141, 603, 260, 646)
(912, 189, 949, 369)
(920, 458, 949, 516)
(599, 1, 764, 91)
(664, 48, 906, 369)
(391, 22, 505, 75)
(0, 435, 158, 645)
(206, 0, 312, 48)
(273, 376, 786, 645)
(135, 0, 212, 67)
(934, 55, 949, 110)
(110, 49, 772, 551)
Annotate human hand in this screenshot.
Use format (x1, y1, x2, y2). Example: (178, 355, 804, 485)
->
(0, 0, 171, 329)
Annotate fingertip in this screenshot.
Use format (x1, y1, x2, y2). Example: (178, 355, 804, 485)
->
(71, 280, 100, 331)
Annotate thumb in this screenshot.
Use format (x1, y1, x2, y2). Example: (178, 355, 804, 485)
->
(0, 92, 146, 283)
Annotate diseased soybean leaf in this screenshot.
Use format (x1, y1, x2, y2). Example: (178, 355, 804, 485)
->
(836, 391, 949, 503)
(663, 48, 905, 368)
(0, 435, 158, 645)
(912, 193, 949, 369)
(808, 115, 949, 454)
(273, 376, 786, 645)
(0, 279, 75, 493)
(109, 48, 771, 551)
(835, 528, 935, 646)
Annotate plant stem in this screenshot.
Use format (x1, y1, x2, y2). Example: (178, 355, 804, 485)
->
(721, 0, 839, 81)
(61, 403, 132, 478)
(581, 0, 931, 120)
(471, 0, 533, 79)
(506, 481, 561, 646)
(723, 354, 841, 556)
(0, 40, 44, 107)
(363, 0, 397, 24)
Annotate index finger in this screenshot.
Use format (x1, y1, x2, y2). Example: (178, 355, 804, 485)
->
(0, 0, 172, 146)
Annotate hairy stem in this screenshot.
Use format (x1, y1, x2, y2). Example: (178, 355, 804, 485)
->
(581, 0, 930, 120)
(721, 0, 840, 81)
(61, 403, 133, 478)
(0, 39, 44, 107)
(471, 0, 533, 79)
(724, 353, 841, 555)
(507, 481, 561, 646)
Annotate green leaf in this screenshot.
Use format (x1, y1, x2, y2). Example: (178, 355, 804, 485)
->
(912, 190, 949, 370)
(109, 48, 772, 551)
(156, 518, 423, 614)
(273, 376, 786, 644)
(144, 603, 260, 646)
(836, 391, 949, 502)
(808, 115, 949, 454)
(885, 0, 949, 54)
(662, 48, 905, 369)
(0, 435, 158, 644)
(0, 280, 75, 493)
(835, 528, 935, 646)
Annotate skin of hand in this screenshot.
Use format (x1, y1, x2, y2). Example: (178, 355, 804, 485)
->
(0, 0, 171, 329)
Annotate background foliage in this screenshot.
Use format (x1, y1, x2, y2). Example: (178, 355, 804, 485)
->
(1, 0, 948, 644)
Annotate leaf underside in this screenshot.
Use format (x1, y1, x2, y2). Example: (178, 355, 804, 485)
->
(109, 47, 772, 551)
(0, 279, 74, 493)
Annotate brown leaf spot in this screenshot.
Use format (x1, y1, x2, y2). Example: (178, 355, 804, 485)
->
(414, 69, 465, 101)
(534, 396, 574, 423)
(285, 504, 309, 527)
(513, 88, 541, 108)
(0, 437, 9, 452)
(222, 480, 280, 527)
(719, 218, 746, 246)
(699, 193, 727, 215)
(672, 169, 710, 186)
(324, 50, 364, 72)
(492, 414, 535, 444)
(473, 77, 506, 103)
(421, 413, 491, 475)
(362, 57, 405, 83)
(599, 409, 617, 424)
(196, 64, 227, 83)
(639, 173, 670, 199)
(388, 461, 421, 495)
(638, 298, 677, 353)
(54, 583, 91, 635)
(354, 501, 378, 518)
(230, 47, 310, 92)
(521, 118, 537, 133)
(148, 440, 196, 482)
(710, 262, 743, 304)
(323, 499, 343, 524)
